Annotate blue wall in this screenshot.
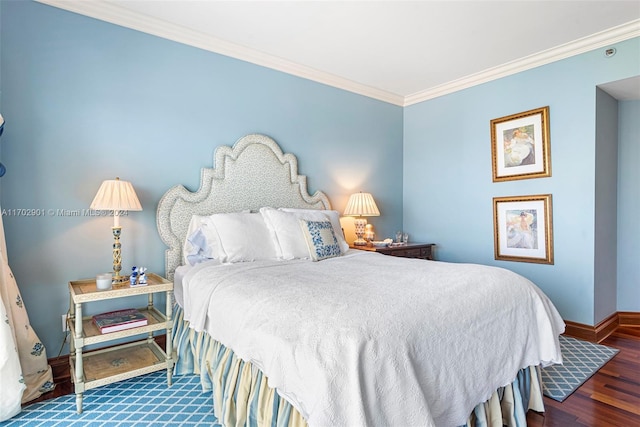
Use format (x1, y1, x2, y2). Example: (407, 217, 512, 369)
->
(0, 1, 403, 354)
(404, 37, 640, 325)
(594, 88, 618, 324)
(617, 100, 640, 311)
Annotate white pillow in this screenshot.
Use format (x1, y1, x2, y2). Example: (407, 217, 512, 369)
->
(299, 219, 342, 261)
(182, 215, 223, 265)
(208, 212, 277, 263)
(260, 207, 338, 260)
(280, 208, 349, 254)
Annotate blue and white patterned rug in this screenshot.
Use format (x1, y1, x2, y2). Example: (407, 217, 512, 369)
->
(541, 335, 619, 402)
(1, 335, 619, 425)
(1, 371, 218, 426)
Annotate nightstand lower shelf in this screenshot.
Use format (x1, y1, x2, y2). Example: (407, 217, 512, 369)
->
(70, 340, 168, 390)
(70, 339, 170, 415)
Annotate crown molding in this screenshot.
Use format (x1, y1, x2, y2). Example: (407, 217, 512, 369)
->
(35, 1, 639, 107)
(404, 19, 640, 106)
(35, 0, 406, 106)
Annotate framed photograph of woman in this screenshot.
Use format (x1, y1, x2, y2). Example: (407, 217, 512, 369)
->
(493, 194, 553, 264)
(490, 106, 551, 182)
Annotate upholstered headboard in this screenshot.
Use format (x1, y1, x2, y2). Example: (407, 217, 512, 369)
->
(156, 133, 331, 280)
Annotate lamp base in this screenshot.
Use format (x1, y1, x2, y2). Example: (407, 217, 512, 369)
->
(353, 218, 368, 247)
(111, 274, 129, 286)
(111, 226, 128, 286)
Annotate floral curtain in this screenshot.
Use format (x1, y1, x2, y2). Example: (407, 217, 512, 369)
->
(0, 115, 54, 421)
(0, 284, 24, 420)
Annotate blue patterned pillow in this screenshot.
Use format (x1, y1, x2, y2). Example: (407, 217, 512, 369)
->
(299, 219, 342, 261)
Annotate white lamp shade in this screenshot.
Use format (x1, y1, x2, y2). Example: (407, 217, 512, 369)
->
(343, 192, 380, 217)
(90, 178, 142, 211)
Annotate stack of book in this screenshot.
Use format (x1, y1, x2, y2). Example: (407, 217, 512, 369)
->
(92, 308, 148, 334)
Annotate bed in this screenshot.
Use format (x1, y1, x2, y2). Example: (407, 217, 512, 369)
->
(157, 133, 565, 427)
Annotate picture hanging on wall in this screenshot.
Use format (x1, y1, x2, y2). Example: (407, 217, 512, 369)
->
(493, 194, 554, 264)
(490, 106, 551, 182)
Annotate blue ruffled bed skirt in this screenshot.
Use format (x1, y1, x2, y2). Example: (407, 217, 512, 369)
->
(172, 304, 544, 427)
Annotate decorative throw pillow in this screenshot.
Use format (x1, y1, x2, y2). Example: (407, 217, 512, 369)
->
(185, 228, 212, 266)
(280, 208, 349, 254)
(299, 219, 342, 261)
(183, 215, 224, 265)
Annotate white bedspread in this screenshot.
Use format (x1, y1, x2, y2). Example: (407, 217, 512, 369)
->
(181, 250, 564, 427)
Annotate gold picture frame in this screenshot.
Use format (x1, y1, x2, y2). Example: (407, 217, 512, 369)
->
(491, 106, 551, 182)
(493, 194, 553, 264)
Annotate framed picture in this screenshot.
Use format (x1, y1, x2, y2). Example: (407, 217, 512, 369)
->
(490, 106, 551, 182)
(493, 194, 553, 264)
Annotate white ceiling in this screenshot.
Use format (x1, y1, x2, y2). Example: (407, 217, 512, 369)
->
(38, 1, 640, 105)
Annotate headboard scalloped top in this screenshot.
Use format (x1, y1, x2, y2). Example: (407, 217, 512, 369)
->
(156, 133, 331, 280)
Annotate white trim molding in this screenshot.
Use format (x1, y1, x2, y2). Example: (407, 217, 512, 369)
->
(34, 0, 405, 105)
(34, 1, 640, 107)
(404, 19, 640, 106)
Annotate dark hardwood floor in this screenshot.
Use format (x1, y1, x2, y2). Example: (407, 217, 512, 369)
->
(527, 326, 640, 427)
(28, 328, 640, 426)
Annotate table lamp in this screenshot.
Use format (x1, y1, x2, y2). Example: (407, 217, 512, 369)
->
(90, 177, 142, 285)
(344, 192, 380, 246)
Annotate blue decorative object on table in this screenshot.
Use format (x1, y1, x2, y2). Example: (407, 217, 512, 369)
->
(129, 266, 148, 287)
(129, 266, 138, 286)
(138, 267, 147, 285)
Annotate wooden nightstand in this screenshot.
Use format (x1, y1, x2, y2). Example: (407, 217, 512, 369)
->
(351, 243, 435, 260)
(68, 273, 174, 413)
